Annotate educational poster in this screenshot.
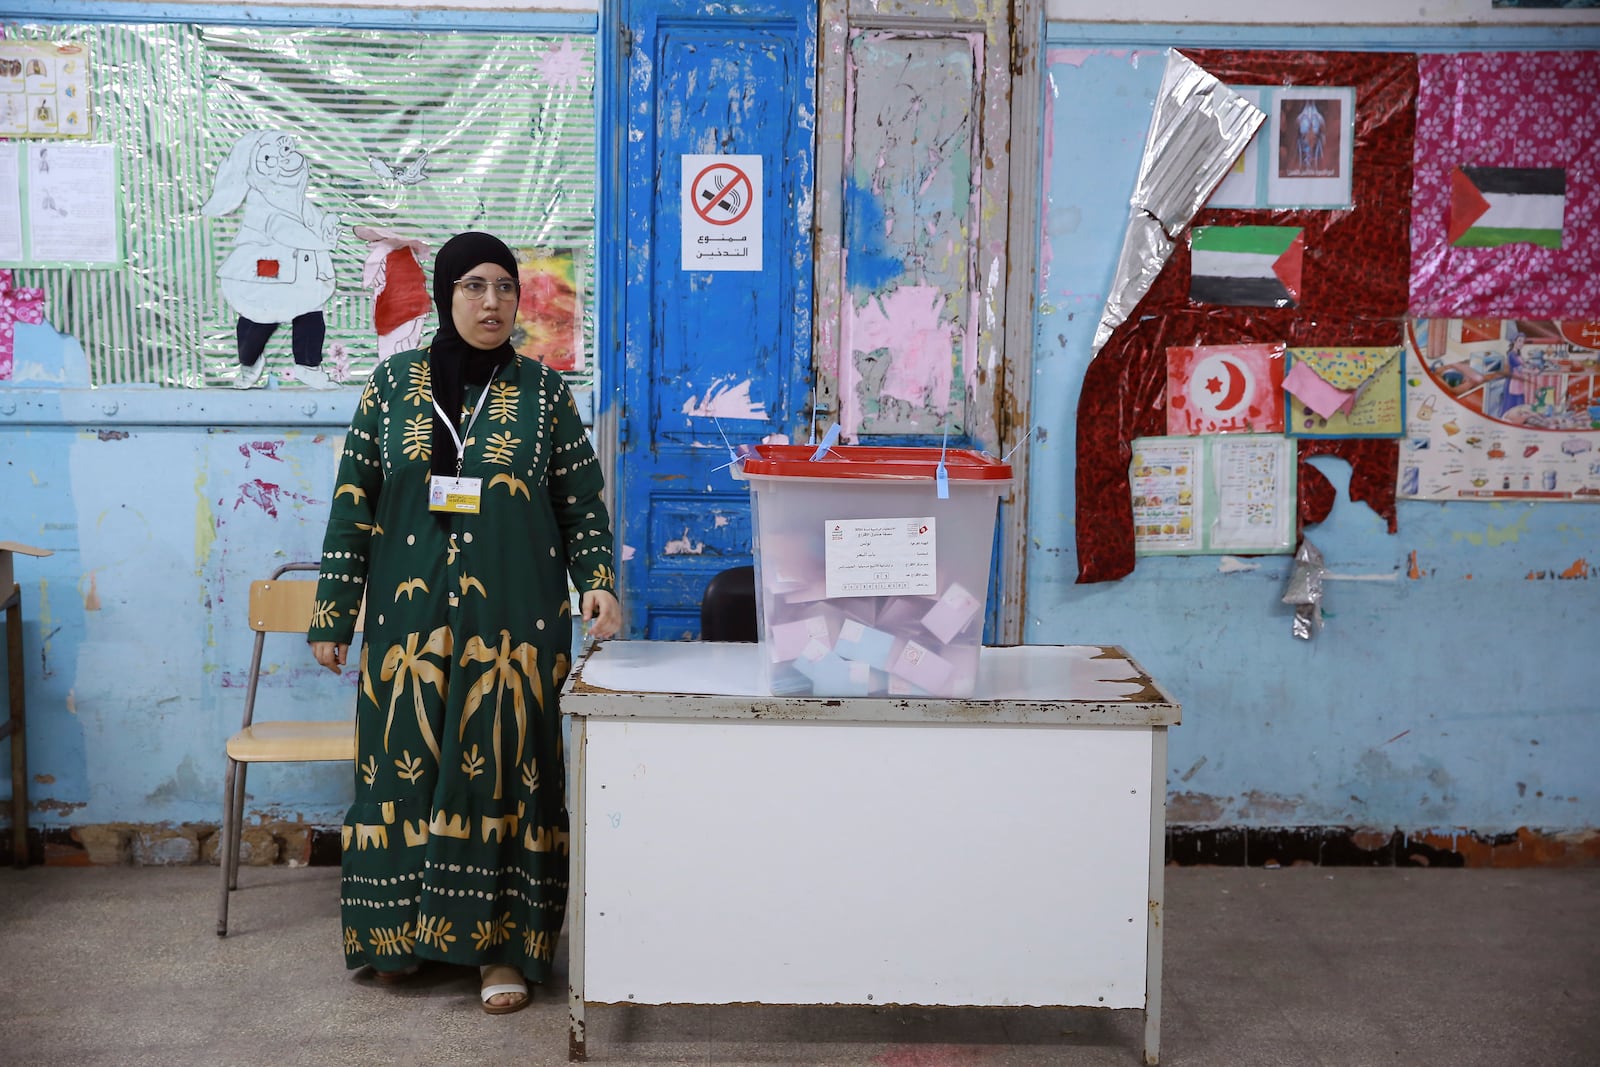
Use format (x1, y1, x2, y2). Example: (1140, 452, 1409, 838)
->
(1131, 437, 1201, 553)
(1266, 87, 1354, 209)
(0, 41, 91, 138)
(1166, 342, 1285, 436)
(1285, 346, 1405, 438)
(513, 246, 583, 372)
(1133, 434, 1296, 556)
(1399, 318, 1600, 501)
(24, 142, 120, 266)
(1409, 52, 1600, 318)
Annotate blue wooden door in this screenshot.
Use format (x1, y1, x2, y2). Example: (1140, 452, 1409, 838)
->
(601, 0, 817, 639)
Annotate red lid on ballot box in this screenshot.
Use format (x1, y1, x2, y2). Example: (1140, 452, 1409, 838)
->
(740, 443, 1012, 481)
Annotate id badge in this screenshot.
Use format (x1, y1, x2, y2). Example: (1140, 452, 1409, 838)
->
(428, 475, 483, 514)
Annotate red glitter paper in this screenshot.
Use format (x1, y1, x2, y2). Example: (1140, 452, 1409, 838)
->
(1075, 51, 1416, 584)
(1078, 312, 1402, 584)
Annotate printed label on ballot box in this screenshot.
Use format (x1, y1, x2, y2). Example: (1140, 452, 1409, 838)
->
(823, 516, 936, 598)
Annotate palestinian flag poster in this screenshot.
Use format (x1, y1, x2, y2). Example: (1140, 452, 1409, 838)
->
(1449, 166, 1566, 249)
(1189, 226, 1303, 308)
(1408, 52, 1600, 319)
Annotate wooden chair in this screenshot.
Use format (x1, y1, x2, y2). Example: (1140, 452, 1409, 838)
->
(216, 561, 358, 936)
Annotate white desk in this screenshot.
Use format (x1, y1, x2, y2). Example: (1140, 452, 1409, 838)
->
(560, 642, 1181, 1065)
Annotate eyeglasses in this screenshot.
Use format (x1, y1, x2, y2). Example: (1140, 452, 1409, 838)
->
(454, 277, 518, 300)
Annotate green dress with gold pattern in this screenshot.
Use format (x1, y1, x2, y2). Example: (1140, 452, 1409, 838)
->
(308, 348, 615, 982)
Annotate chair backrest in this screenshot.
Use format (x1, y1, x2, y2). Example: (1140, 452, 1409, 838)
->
(700, 565, 757, 642)
(250, 577, 318, 633)
(249, 565, 365, 634)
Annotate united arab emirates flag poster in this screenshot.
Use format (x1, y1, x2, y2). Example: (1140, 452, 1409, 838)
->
(1188, 226, 1304, 308)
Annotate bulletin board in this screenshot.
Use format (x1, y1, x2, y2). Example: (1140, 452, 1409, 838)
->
(1, 22, 598, 390)
(1076, 50, 1414, 584)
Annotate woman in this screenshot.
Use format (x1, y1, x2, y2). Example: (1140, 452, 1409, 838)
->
(308, 231, 620, 1014)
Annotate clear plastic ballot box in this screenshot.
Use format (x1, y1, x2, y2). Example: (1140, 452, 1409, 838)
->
(735, 444, 1013, 697)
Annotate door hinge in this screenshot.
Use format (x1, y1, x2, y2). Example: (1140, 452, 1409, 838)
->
(620, 25, 634, 57)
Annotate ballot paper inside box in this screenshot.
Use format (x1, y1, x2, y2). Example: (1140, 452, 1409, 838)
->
(735, 445, 1012, 697)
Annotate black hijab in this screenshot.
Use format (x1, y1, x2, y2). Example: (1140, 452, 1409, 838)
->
(428, 231, 519, 479)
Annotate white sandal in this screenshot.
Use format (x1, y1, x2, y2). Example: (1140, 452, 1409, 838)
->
(479, 964, 529, 1015)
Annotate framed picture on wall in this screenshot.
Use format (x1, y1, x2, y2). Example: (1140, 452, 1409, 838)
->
(1204, 85, 1355, 211)
(1266, 86, 1355, 209)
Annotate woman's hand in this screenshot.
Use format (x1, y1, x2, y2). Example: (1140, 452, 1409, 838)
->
(311, 641, 349, 674)
(580, 589, 621, 640)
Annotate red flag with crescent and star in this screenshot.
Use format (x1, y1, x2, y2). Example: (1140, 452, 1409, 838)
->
(1165, 342, 1286, 436)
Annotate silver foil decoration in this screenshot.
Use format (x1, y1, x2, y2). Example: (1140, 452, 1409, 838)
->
(1091, 50, 1265, 355)
(1282, 537, 1326, 641)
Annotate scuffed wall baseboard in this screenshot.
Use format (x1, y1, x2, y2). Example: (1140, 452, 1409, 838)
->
(1169, 826, 1600, 868)
(5, 822, 1599, 869)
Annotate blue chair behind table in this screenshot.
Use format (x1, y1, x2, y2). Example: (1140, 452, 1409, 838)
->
(699, 565, 757, 642)
(217, 561, 359, 936)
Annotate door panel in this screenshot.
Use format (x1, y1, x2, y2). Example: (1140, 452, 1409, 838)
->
(605, 0, 816, 638)
(816, 0, 1021, 452)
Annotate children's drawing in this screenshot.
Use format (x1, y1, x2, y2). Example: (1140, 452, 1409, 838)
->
(1166, 343, 1286, 436)
(201, 131, 340, 389)
(512, 246, 582, 372)
(367, 151, 431, 187)
(354, 225, 432, 359)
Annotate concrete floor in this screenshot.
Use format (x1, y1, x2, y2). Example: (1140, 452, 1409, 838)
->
(0, 864, 1596, 1066)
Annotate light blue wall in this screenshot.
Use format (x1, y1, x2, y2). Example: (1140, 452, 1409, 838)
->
(2, 11, 1597, 841)
(1030, 26, 1600, 835)
(0, 2, 595, 834)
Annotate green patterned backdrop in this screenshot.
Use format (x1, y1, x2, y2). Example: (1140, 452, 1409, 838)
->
(5, 22, 596, 389)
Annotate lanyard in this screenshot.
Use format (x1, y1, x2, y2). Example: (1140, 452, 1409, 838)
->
(431, 365, 502, 477)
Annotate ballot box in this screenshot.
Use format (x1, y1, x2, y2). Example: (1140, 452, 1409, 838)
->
(736, 444, 1011, 697)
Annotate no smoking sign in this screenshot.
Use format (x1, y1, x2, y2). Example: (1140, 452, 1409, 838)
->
(681, 153, 763, 272)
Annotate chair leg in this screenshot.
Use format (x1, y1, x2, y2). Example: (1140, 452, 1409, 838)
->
(229, 761, 249, 891)
(217, 756, 238, 936)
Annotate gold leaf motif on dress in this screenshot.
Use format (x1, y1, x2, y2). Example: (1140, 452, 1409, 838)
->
(483, 431, 520, 466)
(402, 415, 431, 461)
(404, 363, 431, 406)
(470, 912, 516, 951)
(343, 926, 361, 953)
(523, 927, 553, 962)
(358, 380, 377, 415)
(417, 915, 456, 951)
(368, 922, 417, 956)
(311, 599, 340, 629)
(460, 743, 486, 780)
(591, 563, 616, 589)
(487, 381, 519, 423)
(394, 750, 424, 784)
(360, 755, 378, 788)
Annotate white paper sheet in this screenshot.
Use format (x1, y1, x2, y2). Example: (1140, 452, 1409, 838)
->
(0, 143, 22, 263)
(27, 142, 118, 265)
